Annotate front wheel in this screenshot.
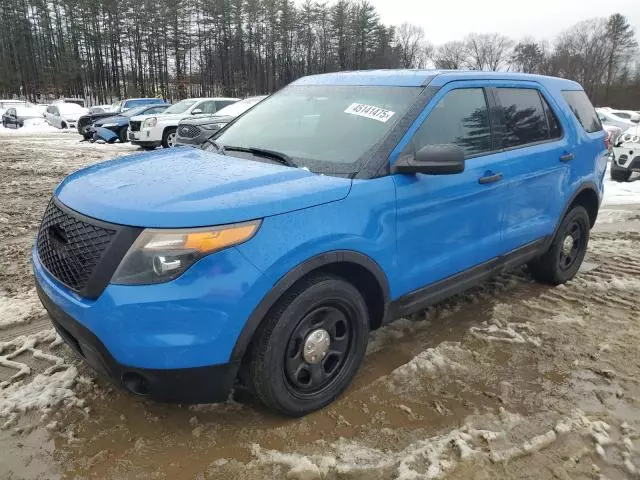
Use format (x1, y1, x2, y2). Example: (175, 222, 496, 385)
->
(162, 127, 177, 148)
(529, 206, 590, 285)
(118, 127, 128, 143)
(247, 274, 369, 416)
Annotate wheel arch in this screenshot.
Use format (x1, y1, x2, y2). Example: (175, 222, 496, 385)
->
(563, 182, 600, 229)
(230, 250, 390, 364)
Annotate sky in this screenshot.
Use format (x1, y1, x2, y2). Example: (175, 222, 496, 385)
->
(365, 0, 640, 45)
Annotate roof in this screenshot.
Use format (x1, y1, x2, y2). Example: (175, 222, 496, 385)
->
(291, 69, 582, 90)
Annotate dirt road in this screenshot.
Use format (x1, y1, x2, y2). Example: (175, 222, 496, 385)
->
(1, 133, 639, 479)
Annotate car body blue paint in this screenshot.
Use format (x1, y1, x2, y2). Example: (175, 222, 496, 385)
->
(55, 148, 352, 228)
(35, 70, 605, 382)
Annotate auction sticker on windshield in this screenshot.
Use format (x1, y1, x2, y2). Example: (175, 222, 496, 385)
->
(344, 103, 395, 123)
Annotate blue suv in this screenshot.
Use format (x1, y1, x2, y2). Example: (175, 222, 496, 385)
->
(33, 70, 608, 416)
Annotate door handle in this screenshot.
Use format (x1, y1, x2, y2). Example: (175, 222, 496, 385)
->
(560, 152, 575, 162)
(478, 172, 503, 184)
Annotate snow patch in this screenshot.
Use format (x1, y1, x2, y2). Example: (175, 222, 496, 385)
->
(469, 304, 541, 346)
(0, 289, 44, 329)
(603, 163, 640, 206)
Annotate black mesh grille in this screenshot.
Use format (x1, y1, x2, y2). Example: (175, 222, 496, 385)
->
(129, 121, 141, 132)
(37, 201, 116, 292)
(178, 124, 201, 138)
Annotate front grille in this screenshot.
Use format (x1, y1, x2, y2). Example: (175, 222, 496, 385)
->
(130, 121, 141, 132)
(37, 201, 116, 292)
(178, 124, 201, 139)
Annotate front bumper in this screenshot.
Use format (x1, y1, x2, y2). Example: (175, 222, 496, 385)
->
(613, 144, 640, 170)
(32, 238, 269, 402)
(36, 281, 238, 402)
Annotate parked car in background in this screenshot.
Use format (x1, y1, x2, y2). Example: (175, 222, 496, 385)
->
(599, 107, 640, 123)
(45, 103, 89, 129)
(596, 108, 636, 131)
(34, 70, 607, 416)
(78, 98, 167, 139)
(176, 96, 267, 146)
(89, 104, 170, 142)
(129, 97, 239, 149)
(611, 125, 640, 182)
(62, 98, 86, 107)
(2, 105, 44, 128)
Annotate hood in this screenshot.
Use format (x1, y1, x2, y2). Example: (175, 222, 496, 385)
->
(131, 113, 186, 124)
(55, 148, 352, 228)
(95, 114, 127, 126)
(181, 115, 234, 127)
(81, 111, 115, 122)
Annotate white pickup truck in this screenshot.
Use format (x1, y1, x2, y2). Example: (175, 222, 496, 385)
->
(128, 97, 239, 149)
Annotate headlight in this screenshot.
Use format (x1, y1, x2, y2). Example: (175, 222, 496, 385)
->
(101, 123, 118, 128)
(143, 117, 157, 128)
(111, 220, 261, 285)
(201, 122, 227, 130)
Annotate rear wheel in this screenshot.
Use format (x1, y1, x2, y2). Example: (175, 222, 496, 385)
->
(247, 274, 369, 416)
(162, 127, 177, 148)
(529, 206, 590, 285)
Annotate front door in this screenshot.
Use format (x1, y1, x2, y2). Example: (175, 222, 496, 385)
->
(392, 84, 509, 297)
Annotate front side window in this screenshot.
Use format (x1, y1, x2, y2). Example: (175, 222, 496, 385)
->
(196, 101, 217, 114)
(562, 90, 601, 133)
(215, 100, 236, 111)
(214, 85, 422, 174)
(495, 88, 549, 148)
(411, 88, 492, 157)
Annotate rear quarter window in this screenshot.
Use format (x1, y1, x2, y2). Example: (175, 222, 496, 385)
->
(561, 90, 601, 133)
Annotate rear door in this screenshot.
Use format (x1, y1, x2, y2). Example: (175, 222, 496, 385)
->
(488, 83, 571, 252)
(393, 83, 511, 295)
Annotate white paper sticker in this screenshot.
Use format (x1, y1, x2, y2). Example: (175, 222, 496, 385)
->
(344, 103, 395, 123)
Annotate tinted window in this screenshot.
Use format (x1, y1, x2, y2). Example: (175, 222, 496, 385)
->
(562, 90, 601, 133)
(147, 106, 167, 114)
(541, 95, 562, 139)
(613, 112, 630, 119)
(8, 109, 16, 116)
(215, 100, 236, 111)
(495, 88, 548, 148)
(412, 88, 492, 157)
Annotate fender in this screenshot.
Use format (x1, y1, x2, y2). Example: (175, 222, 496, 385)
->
(547, 181, 600, 250)
(229, 250, 390, 363)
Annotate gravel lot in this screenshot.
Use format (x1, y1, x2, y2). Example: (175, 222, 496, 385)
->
(1, 132, 639, 479)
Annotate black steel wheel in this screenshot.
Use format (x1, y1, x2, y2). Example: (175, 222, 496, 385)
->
(529, 206, 590, 285)
(247, 274, 369, 416)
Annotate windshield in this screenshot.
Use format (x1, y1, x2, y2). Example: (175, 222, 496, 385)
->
(164, 99, 198, 115)
(215, 96, 267, 117)
(215, 86, 421, 174)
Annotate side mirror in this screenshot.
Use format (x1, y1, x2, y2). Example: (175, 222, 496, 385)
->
(191, 108, 203, 115)
(393, 144, 465, 175)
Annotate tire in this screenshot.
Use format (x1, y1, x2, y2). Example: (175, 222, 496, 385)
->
(140, 145, 155, 151)
(61, 122, 67, 129)
(247, 274, 369, 416)
(528, 206, 590, 285)
(118, 127, 128, 143)
(162, 127, 177, 148)
(611, 163, 632, 182)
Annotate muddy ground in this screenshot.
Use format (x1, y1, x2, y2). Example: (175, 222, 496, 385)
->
(1, 133, 639, 480)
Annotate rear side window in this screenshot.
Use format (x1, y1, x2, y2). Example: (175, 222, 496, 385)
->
(412, 88, 492, 157)
(542, 96, 562, 139)
(494, 88, 549, 148)
(561, 90, 601, 133)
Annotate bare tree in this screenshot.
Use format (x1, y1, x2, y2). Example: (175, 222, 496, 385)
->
(433, 41, 467, 69)
(465, 33, 513, 71)
(395, 22, 425, 68)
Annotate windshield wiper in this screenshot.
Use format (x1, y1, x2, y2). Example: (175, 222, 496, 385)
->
(201, 139, 226, 154)
(223, 146, 296, 167)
